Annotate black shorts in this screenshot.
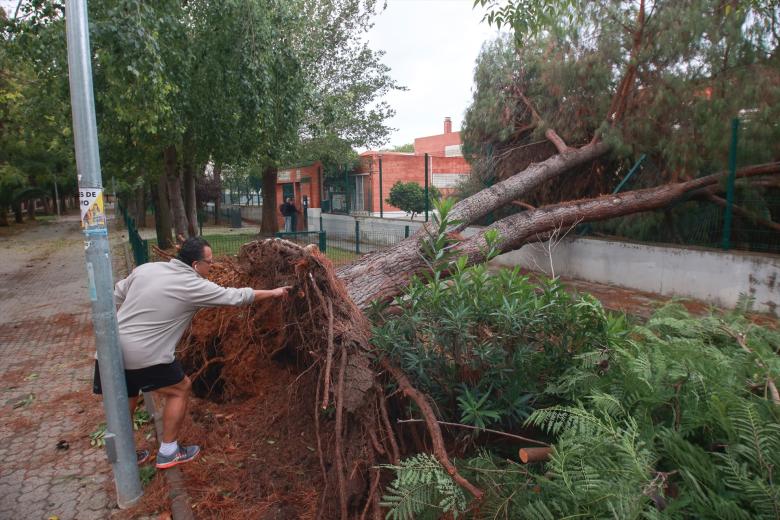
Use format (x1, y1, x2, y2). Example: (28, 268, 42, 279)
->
(92, 359, 185, 398)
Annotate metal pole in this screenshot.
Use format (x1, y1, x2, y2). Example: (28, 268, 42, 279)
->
(355, 220, 360, 255)
(424, 153, 429, 222)
(65, 0, 142, 508)
(613, 154, 646, 194)
(722, 118, 739, 250)
(378, 155, 383, 218)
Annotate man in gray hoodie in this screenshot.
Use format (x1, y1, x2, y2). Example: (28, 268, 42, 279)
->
(93, 237, 290, 469)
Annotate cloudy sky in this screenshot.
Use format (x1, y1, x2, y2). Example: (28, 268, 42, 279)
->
(366, 0, 501, 147)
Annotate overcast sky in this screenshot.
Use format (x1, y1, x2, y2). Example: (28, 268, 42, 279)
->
(366, 0, 501, 148)
(1, 0, 502, 149)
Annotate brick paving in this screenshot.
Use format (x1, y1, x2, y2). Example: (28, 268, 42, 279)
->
(0, 212, 133, 520)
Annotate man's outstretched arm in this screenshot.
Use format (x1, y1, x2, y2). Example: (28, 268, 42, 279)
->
(253, 286, 291, 302)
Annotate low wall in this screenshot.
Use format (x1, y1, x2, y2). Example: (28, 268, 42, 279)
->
(312, 213, 424, 246)
(493, 237, 780, 315)
(305, 213, 780, 314)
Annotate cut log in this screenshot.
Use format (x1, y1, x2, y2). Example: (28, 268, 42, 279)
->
(519, 447, 552, 463)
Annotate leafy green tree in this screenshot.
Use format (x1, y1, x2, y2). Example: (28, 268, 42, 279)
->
(392, 143, 414, 153)
(386, 181, 441, 220)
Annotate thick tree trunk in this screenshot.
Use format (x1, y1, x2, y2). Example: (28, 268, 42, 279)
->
(261, 166, 278, 233)
(182, 137, 198, 237)
(164, 145, 189, 239)
(12, 201, 22, 223)
(135, 184, 146, 228)
(339, 161, 780, 309)
(0, 206, 8, 226)
(448, 141, 610, 232)
(338, 142, 610, 306)
(154, 172, 174, 250)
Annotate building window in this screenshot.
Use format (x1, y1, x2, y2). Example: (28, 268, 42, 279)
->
(353, 175, 365, 211)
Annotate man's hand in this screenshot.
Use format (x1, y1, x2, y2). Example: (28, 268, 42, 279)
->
(253, 286, 292, 302)
(271, 286, 292, 298)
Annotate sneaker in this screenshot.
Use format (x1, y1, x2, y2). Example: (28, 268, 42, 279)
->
(155, 445, 200, 469)
(137, 449, 151, 465)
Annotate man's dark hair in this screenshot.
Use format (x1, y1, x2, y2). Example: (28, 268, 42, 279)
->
(177, 237, 211, 267)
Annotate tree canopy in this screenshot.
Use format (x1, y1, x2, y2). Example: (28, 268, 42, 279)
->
(2, 0, 399, 235)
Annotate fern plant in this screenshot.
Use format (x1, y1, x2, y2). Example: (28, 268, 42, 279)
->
(380, 453, 468, 520)
(379, 292, 780, 518)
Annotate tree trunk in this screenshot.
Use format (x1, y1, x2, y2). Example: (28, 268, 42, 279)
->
(154, 171, 174, 250)
(164, 145, 189, 240)
(12, 201, 22, 223)
(26, 199, 36, 221)
(182, 145, 198, 237)
(43, 197, 51, 215)
(135, 184, 146, 228)
(214, 162, 222, 225)
(338, 160, 780, 309)
(0, 206, 8, 226)
(261, 166, 278, 233)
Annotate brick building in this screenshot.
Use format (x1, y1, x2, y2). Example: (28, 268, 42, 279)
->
(274, 118, 471, 221)
(274, 161, 323, 231)
(350, 117, 471, 217)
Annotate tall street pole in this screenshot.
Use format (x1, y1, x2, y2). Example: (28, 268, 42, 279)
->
(64, 0, 142, 507)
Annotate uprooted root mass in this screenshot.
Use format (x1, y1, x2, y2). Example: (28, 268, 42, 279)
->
(177, 239, 481, 518)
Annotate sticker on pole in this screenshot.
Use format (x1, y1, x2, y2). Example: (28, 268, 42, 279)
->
(80, 187, 108, 236)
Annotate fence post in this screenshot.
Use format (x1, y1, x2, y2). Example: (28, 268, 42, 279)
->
(379, 155, 384, 218)
(722, 118, 739, 250)
(405, 225, 410, 238)
(424, 153, 429, 222)
(355, 220, 360, 255)
(320, 213, 323, 232)
(319, 231, 327, 252)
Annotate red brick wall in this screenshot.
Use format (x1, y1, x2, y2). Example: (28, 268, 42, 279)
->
(414, 131, 462, 156)
(357, 152, 470, 212)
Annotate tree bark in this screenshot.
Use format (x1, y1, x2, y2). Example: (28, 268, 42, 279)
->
(164, 145, 189, 239)
(135, 183, 146, 228)
(26, 199, 36, 221)
(214, 162, 222, 225)
(12, 201, 22, 223)
(182, 137, 198, 237)
(261, 166, 278, 233)
(338, 161, 780, 309)
(154, 171, 174, 250)
(0, 206, 8, 226)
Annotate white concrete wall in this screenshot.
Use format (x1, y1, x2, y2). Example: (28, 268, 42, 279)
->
(315, 213, 424, 246)
(492, 237, 780, 315)
(306, 214, 780, 314)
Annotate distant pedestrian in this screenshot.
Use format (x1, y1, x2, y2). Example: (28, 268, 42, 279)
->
(93, 237, 290, 469)
(280, 197, 298, 233)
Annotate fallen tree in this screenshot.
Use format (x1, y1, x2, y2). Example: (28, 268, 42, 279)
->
(175, 159, 779, 518)
(172, 2, 780, 517)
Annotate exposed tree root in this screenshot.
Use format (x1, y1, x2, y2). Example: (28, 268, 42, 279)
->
(178, 238, 485, 517)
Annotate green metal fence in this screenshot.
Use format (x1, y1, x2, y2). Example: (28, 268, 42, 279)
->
(118, 203, 149, 265)
(143, 226, 410, 267)
(588, 118, 780, 254)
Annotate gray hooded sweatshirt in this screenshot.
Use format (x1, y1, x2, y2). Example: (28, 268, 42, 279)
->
(114, 259, 254, 369)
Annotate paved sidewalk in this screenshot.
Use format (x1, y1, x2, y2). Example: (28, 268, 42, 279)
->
(0, 213, 130, 519)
